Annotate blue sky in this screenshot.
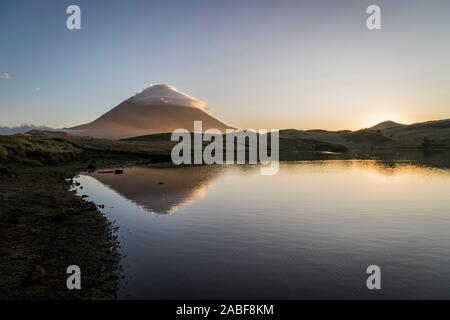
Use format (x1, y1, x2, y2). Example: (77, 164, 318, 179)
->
(1, 0, 450, 130)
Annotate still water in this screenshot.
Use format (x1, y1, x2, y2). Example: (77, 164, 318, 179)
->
(74, 161, 450, 299)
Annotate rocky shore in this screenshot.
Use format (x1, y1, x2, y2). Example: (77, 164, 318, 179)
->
(0, 163, 120, 299)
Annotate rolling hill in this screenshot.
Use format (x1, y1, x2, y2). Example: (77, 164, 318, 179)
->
(279, 119, 450, 151)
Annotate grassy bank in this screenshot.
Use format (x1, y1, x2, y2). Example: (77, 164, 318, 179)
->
(0, 132, 173, 299)
(0, 133, 142, 298)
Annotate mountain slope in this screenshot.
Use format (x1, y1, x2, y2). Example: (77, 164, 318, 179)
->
(70, 84, 232, 139)
(369, 120, 405, 131)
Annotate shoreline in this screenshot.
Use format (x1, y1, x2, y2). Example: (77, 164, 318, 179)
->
(0, 162, 123, 299)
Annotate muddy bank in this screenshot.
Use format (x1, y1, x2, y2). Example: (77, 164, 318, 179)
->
(0, 163, 121, 299)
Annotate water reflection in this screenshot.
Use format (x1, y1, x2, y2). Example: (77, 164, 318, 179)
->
(75, 159, 450, 299)
(85, 158, 450, 216)
(88, 166, 222, 214)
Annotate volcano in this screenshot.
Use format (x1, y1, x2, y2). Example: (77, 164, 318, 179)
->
(69, 84, 232, 139)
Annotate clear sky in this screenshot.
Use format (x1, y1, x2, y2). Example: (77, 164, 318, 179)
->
(1, 0, 450, 130)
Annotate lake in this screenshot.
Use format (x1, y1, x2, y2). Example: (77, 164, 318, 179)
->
(74, 160, 450, 299)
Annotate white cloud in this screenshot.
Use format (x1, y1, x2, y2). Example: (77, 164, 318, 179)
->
(36, 87, 41, 91)
(2, 72, 11, 80)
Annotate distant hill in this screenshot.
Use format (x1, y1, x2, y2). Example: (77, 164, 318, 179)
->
(127, 132, 349, 156)
(369, 120, 406, 131)
(278, 119, 450, 152)
(366, 119, 450, 148)
(121, 118, 450, 154)
(0, 125, 54, 135)
(279, 128, 393, 149)
(69, 84, 232, 139)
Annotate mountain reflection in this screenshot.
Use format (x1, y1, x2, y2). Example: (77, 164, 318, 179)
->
(88, 166, 222, 214)
(85, 153, 450, 215)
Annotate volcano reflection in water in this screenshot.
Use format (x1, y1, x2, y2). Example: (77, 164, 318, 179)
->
(88, 166, 222, 214)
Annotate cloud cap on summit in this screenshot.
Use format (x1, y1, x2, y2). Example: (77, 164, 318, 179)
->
(69, 84, 231, 139)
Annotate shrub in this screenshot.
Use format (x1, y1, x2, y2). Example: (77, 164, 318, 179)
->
(0, 146, 8, 161)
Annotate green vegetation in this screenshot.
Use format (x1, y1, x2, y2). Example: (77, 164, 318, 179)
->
(124, 119, 450, 158)
(1, 119, 448, 167)
(125, 131, 349, 156)
(279, 119, 450, 155)
(0, 131, 174, 166)
(0, 135, 81, 165)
